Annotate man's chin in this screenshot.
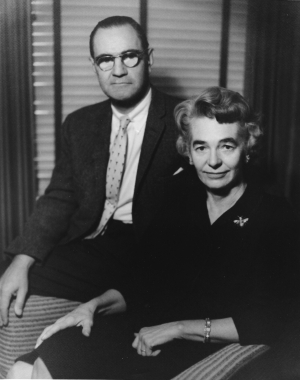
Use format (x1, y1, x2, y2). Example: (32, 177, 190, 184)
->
(110, 88, 149, 111)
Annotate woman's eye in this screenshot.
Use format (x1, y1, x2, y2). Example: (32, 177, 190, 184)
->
(195, 146, 206, 152)
(223, 144, 235, 150)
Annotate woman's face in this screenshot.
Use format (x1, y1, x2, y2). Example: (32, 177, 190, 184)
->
(188, 117, 246, 192)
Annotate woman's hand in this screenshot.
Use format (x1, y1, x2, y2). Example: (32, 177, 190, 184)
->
(132, 318, 239, 357)
(35, 301, 95, 348)
(132, 321, 181, 356)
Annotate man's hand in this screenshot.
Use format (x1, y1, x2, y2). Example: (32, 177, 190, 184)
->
(35, 289, 126, 348)
(0, 254, 35, 326)
(35, 301, 95, 348)
(132, 321, 181, 356)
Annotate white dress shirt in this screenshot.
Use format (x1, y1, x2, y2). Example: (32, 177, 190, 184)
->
(110, 88, 152, 223)
(86, 89, 152, 238)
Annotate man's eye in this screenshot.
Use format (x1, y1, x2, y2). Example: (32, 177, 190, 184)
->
(123, 52, 137, 59)
(100, 56, 114, 63)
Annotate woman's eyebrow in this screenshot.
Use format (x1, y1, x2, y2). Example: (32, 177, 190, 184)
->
(192, 140, 206, 145)
(219, 137, 238, 144)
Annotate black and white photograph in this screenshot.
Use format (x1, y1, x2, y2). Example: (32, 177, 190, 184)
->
(0, 1, 300, 379)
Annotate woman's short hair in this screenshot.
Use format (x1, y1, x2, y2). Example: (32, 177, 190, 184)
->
(175, 86, 262, 162)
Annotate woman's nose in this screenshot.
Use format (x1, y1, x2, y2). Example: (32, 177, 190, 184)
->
(208, 150, 222, 168)
(112, 57, 127, 77)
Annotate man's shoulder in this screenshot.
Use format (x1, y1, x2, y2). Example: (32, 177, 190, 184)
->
(66, 98, 111, 121)
(153, 88, 182, 102)
(150, 87, 183, 113)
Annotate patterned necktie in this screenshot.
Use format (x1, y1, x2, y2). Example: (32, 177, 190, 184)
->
(97, 115, 131, 234)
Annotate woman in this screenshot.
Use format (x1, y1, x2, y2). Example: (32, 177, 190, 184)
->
(9, 87, 300, 379)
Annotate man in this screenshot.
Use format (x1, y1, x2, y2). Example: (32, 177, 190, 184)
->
(0, 15, 183, 371)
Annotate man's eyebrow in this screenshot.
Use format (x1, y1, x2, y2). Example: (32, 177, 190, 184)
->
(95, 49, 141, 60)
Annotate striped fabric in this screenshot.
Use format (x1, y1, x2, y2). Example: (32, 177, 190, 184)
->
(0, 295, 269, 379)
(172, 343, 269, 380)
(0, 295, 80, 378)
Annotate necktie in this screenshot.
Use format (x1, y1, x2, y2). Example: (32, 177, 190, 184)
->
(97, 115, 131, 234)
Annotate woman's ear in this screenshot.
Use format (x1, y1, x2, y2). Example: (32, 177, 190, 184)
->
(187, 154, 193, 165)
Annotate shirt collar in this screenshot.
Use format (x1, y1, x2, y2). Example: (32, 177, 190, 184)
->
(111, 88, 152, 132)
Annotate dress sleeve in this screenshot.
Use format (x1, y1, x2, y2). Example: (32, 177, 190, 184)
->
(231, 197, 300, 345)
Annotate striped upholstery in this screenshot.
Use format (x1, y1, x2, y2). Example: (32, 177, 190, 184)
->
(0, 296, 80, 378)
(172, 344, 269, 380)
(0, 295, 268, 379)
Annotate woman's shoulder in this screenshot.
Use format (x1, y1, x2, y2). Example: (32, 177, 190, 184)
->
(247, 182, 299, 233)
(150, 168, 206, 232)
(246, 170, 298, 222)
(260, 187, 297, 219)
(164, 166, 206, 194)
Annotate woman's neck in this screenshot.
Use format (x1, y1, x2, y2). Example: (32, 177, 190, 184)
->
(206, 182, 247, 224)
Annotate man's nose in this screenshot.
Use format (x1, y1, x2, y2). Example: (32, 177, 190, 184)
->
(208, 150, 222, 168)
(112, 57, 127, 77)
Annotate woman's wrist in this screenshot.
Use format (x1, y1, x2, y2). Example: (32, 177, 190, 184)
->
(168, 318, 239, 344)
(175, 320, 207, 342)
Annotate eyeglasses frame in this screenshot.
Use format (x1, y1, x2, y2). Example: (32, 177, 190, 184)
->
(93, 48, 153, 72)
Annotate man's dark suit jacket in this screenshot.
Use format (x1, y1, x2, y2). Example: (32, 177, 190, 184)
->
(6, 88, 183, 262)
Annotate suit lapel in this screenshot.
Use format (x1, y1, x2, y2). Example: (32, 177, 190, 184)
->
(135, 89, 166, 192)
(90, 101, 112, 205)
(87, 90, 167, 208)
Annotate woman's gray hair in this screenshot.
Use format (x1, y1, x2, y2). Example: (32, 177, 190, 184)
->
(175, 86, 263, 163)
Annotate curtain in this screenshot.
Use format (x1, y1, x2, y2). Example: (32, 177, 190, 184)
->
(34, 0, 248, 195)
(244, 0, 300, 218)
(0, 0, 36, 260)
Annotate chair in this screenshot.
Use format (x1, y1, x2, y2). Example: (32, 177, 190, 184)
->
(0, 296, 268, 379)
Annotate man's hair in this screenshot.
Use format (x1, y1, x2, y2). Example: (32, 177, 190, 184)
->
(89, 16, 149, 58)
(175, 86, 263, 162)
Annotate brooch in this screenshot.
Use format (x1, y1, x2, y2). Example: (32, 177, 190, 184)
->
(233, 216, 249, 227)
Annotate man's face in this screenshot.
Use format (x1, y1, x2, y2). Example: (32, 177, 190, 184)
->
(91, 25, 152, 108)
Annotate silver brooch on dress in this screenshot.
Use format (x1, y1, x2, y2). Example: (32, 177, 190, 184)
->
(233, 216, 249, 227)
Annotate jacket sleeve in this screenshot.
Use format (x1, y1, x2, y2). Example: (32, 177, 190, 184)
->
(5, 114, 79, 262)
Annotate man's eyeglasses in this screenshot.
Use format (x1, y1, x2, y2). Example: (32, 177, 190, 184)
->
(94, 49, 151, 72)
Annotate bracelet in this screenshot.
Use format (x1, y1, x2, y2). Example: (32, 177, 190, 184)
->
(203, 318, 211, 343)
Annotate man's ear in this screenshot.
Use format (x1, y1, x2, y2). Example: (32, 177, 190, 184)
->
(148, 49, 154, 73)
(89, 57, 97, 74)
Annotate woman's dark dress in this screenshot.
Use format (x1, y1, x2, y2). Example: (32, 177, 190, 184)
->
(18, 168, 300, 379)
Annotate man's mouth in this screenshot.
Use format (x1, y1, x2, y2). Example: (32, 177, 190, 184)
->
(112, 82, 131, 85)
